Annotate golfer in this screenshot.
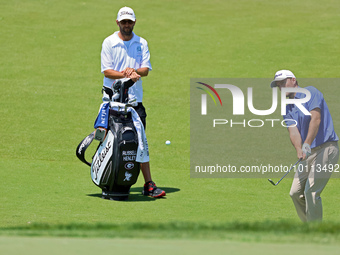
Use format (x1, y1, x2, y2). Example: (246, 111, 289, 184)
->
(271, 70, 339, 222)
(100, 7, 165, 198)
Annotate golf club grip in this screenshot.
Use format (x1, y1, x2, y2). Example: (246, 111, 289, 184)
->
(123, 79, 135, 89)
(295, 158, 303, 165)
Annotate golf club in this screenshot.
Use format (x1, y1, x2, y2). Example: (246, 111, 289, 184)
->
(268, 158, 302, 186)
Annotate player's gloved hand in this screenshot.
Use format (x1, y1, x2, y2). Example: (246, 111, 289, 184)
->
(302, 143, 311, 159)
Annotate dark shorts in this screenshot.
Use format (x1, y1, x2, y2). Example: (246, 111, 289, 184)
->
(133, 103, 147, 130)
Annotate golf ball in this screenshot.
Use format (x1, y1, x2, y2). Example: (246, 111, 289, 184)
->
(165, 140, 171, 145)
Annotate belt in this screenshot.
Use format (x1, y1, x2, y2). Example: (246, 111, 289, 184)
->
(311, 141, 338, 153)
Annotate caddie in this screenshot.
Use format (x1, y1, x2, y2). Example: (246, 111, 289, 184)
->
(100, 6, 165, 198)
(270, 70, 339, 222)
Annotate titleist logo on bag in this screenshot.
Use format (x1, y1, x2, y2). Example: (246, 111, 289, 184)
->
(92, 141, 112, 180)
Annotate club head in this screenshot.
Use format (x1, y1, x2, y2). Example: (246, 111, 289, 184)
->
(268, 179, 277, 186)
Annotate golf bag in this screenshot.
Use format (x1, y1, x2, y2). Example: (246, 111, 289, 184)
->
(76, 79, 142, 201)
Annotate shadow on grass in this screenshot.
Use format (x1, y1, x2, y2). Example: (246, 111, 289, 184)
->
(87, 187, 180, 202)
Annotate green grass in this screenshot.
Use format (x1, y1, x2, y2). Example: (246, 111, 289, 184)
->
(2, 221, 340, 243)
(1, 0, 340, 252)
(3, 236, 340, 255)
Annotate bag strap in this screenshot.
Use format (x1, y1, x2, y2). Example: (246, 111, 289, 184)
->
(76, 131, 95, 167)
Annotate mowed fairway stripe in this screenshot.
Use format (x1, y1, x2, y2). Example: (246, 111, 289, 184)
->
(0, 236, 339, 255)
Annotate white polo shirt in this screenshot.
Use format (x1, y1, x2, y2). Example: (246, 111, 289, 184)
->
(101, 31, 152, 102)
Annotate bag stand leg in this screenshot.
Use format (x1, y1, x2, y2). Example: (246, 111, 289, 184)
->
(101, 186, 131, 201)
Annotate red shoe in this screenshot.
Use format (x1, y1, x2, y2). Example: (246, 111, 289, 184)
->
(142, 181, 166, 198)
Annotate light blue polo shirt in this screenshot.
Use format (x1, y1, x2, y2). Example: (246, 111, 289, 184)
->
(284, 86, 339, 148)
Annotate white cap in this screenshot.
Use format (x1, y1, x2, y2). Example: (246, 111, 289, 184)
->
(117, 7, 136, 22)
(270, 70, 296, 87)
